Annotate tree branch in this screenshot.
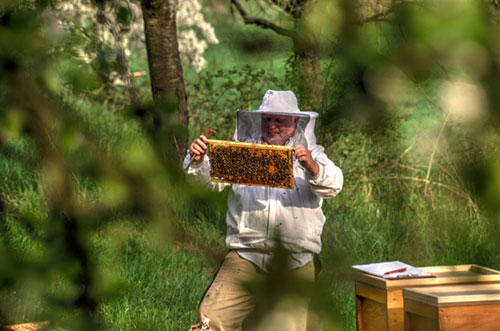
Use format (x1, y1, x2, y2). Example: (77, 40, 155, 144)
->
(230, 0, 297, 39)
(353, 1, 423, 26)
(354, 4, 398, 25)
(266, 0, 308, 17)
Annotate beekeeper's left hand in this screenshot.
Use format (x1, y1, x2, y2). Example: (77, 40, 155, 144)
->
(294, 145, 319, 177)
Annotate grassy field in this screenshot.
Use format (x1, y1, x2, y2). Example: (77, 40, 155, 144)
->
(2, 1, 500, 331)
(3, 95, 496, 330)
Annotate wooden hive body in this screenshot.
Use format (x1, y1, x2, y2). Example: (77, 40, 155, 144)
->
(207, 139, 294, 189)
(354, 264, 500, 331)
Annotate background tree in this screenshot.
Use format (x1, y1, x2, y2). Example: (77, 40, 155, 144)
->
(53, 0, 218, 87)
(139, 0, 188, 161)
(53, 0, 218, 160)
(229, 0, 401, 112)
(230, 0, 323, 111)
(1, 2, 175, 328)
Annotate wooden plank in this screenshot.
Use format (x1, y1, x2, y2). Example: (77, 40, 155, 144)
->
(354, 265, 500, 291)
(355, 281, 388, 331)
(469, 264, 500, 275)
(405, 312, 438, 331)
(387, 290, 404, 331)
(356, 295, 364, 331)
(438, 305, 500, 331)
(358, 297, 387, 331)
(387, 289, 404, 309)
(403, 284, 500, 306)
(404, 286, 500, 330)
(207, 139, 293, 150)
(387, 307, 404, 331)
(404, 299, 438, 320)
(404, 312, 410, 331)
(419, 265, 471, 273)
(419, 264, 500, 281)
(356, 282, 387, 304)
(3, 322, 51, 331)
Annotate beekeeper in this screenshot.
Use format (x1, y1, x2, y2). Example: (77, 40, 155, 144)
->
(184, 90, 343, 331)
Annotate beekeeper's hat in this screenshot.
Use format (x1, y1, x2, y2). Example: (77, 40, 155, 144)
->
(235, 90, 319, 148)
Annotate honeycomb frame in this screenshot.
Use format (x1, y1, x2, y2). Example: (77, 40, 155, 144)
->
(207, 139, 294, 189)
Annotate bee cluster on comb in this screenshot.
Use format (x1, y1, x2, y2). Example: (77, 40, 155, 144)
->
(207, 139, 294, 189)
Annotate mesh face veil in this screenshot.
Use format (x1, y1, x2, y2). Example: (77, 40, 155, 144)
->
(234, 90, 319, 148)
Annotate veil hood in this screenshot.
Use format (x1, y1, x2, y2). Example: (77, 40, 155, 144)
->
(234, 90, 318, 148)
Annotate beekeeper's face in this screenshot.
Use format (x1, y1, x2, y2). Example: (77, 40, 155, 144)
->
(261, 115, 299, 145)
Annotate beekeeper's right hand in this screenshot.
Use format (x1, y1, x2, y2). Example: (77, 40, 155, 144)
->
(190, 135, 208, 165)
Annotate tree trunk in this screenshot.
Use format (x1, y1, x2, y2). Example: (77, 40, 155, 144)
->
(294, 1, 323, 112)
(302, 51, 322, 112)
(231, 0, 323, 112)
(293, 32, 322, 112)
(140, 0, 188, 160)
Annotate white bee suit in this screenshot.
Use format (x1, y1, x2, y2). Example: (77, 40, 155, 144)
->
(184, 90, 343, 271)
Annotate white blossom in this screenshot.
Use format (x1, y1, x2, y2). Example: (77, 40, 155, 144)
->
(52, 0, 218, 77)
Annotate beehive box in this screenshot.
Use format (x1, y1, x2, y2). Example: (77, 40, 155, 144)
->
(207, 139, 294, 189)
(403, 284, 500, 331)
(354, 264, 500, 331)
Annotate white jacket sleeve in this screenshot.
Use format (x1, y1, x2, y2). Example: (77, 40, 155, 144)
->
(183, 152, 229, 192)
(307, 145, 343, 199)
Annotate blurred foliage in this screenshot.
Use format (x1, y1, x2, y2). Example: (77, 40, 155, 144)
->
(330, 1, 500, 215)
(187, 65, 281, 141)
(213, 0, 500, 328)
(0, 0, 221, 329)
(1, 0, 500, 330)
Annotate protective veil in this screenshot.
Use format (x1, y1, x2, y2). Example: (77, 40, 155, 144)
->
(235, 89, 317, 149)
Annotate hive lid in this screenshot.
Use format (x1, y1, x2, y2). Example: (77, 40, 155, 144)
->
(354, 264, 500, 290)
(403, 283, 500, 307)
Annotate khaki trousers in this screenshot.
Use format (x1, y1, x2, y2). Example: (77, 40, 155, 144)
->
(198, 250, 315, 331)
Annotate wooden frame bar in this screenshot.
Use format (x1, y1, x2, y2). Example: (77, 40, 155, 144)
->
(3, 321, 51, 331)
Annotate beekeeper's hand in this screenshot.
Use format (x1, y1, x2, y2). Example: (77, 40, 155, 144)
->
(294, 145, 319, 177)
(190, 135, 208, 165)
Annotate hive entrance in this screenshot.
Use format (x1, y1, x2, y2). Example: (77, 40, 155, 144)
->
(207, 139, 294, 189)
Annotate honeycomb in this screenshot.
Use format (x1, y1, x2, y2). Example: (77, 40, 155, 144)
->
(207, 139, 294, 189)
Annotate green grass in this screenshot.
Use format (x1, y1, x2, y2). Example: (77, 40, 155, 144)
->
(0, 110, 225, 330)
(94, 221, 218, 330)
(2, 94, 499, 330)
